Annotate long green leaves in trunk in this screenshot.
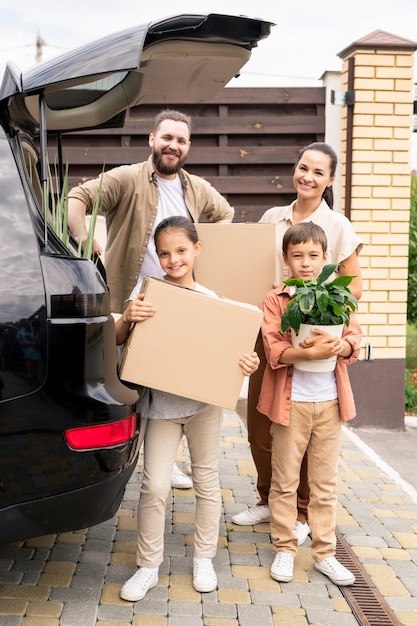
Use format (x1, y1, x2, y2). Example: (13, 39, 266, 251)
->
(48, 161, 70, 247)
(48, 161, 104, 260)
(80, 167, 104, 260)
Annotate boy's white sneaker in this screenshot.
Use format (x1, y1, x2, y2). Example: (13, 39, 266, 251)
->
(120, 567, 158, 601)
(293, 520, 311, 545)
(171, 462, 193, 489)
(231, 504, 270, 525)
(192, 558, 217, 592)
(314, 556, 355, 586)
(270, 552, 294, 582)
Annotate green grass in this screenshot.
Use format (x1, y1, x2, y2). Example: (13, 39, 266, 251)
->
(406, 322, 417, 370)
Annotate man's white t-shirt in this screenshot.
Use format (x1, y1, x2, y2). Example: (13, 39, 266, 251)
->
(138, 174, 188, 281)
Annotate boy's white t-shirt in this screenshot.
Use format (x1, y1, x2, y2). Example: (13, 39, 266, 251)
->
(286, 287, 338, 402)
(138, 174, 188, 282)
(291, 369, 338, 402)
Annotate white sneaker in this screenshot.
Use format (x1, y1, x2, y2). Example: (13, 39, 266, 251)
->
(314, 556, 355, 586)
(171, 462, 193, 489)
(120, 567, 158, 601)
(293, 520, 311, 545)
(270, 552, 294, 582)
(193, 558, 217, 592)
(231, 504, 270, 525)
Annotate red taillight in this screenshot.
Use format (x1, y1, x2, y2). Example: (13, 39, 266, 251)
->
(65, 414, 137, 450)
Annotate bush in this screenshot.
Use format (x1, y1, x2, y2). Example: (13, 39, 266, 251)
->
(407, 175, 417, 326)
(405, 368, 417, 412)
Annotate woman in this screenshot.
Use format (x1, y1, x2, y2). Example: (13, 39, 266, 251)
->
(232, 142, 363, 543)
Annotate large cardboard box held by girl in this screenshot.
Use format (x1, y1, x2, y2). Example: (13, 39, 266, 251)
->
(118, 277, 263, 410)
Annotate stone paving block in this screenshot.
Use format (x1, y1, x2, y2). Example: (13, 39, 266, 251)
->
(96, 622, 132, 626)
(372, 575, 411, 596)
(0, 548, 34, 561)
(55, 532, 86, 545)
(271, 606, 307, 626)
(59, 601, 98, 626)
(394, 610, 417, 625)
(393, 532, 417, 549)
(331, 597, 352, 612)
(168, 599, 203, 616)
(352, 545, 383, 559)
(25, 600, 63, 618)
(0, 599, 27, 616)
(229, 552, 260, 566)
(201, 600, 237, 618)
(305, 608, 359, 625)
(0, 572, 23, 585)
(48, 545, 82, 562)
(116, 517, 137, 532)
(380, 547, 411, 560)
(20, 618, 59, 626)
(215, 576, 249, 591)
(299, 593, 333, 610)
(237, 604, 274, 626)
(0, 616, 24, 626)
(388, 559, 417, 577)
(96, 604, 133, 622)
(19, 573, 41, 586)
(48, 586, 101, 603)
(218, 588, 250, 604)
(132, 597, 169, 616)
(24, 536, 56, 550)
(344, 534, 388, 547)
(0, 586, 48, 602)
(166, 618, 203, 626)
(132, 616, 167, 626)
(227, 542, 257, 555)
(402, 577, 417, 595)
(11, 560, 44, 575)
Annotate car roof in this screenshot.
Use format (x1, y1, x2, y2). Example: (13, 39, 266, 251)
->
(0, 13, 274, 134)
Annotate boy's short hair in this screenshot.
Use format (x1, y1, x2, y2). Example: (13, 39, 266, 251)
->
(282, 222, 327, 256)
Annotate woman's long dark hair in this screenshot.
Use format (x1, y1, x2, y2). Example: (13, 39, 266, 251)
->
(295, 142, 337, 209)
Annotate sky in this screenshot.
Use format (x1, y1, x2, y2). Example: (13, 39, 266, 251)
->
(0, 0, 416, 165)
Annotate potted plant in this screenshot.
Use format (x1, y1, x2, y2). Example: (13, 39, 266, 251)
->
(280, 263, 358, 372)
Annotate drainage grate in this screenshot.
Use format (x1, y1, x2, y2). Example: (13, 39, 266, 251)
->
(335, 529, 403, 626)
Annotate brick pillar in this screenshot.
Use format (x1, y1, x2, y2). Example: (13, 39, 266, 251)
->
(338, 31, 417, 428)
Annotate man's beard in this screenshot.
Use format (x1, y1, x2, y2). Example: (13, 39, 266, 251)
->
(153, 150, 186, 176)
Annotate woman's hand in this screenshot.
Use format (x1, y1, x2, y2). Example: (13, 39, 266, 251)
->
(239, 351, 260, 376)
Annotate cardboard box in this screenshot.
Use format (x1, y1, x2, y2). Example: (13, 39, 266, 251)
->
(118, 277, 263, 410)
(194, 223, 276, 307)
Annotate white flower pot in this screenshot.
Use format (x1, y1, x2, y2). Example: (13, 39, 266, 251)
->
(291, 323, 344, 372)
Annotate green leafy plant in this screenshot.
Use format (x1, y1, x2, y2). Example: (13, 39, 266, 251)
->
(48, 162, 104, 260)
(280, 263, 358, 334)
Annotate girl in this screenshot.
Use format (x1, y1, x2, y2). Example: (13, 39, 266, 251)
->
(116, 216, 259, 602)
(234, 142, 363, 546)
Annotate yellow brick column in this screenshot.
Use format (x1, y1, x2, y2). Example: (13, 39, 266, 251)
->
(338, 31, 417, 428)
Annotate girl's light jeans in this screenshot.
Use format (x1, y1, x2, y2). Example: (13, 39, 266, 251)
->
(136, 404, 223, 568)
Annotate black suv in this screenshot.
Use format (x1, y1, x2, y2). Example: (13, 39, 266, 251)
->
(0, 13, 272, 542)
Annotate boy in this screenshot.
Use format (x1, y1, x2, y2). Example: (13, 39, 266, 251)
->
(257, 222, 362, 586)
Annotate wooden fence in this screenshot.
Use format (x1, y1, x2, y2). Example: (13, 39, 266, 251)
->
(49, 87, 325, 222)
